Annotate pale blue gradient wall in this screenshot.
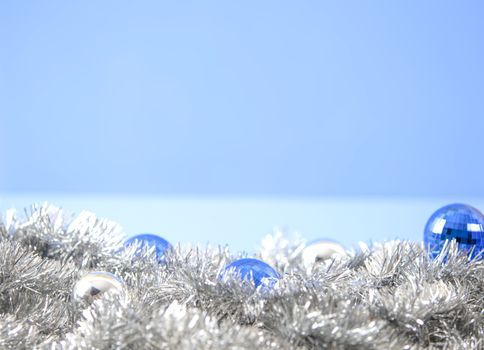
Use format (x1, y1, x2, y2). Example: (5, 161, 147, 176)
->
(1, 1, 483, 196)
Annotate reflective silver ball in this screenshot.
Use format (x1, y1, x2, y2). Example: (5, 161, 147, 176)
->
(72, 271, 125, 304)
(301, 239, 346, 269)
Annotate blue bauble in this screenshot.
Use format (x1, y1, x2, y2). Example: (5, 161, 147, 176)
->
(424, 203, 484, 260)
(221, 258, 280, 289)
(124, 233, 172, 262)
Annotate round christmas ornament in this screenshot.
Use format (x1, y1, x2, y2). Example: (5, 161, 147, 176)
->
(221, 258, 280, 289)
(124, 233, 172, 262)
(424, 203, 484, 260)
(72, 271, 126, 305)
(301, 239, 346, 269)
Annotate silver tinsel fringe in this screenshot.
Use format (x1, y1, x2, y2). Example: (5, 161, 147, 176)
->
(0, 203, 482, 349)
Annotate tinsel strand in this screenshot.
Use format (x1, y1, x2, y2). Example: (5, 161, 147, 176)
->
(0, 203, 481, 349)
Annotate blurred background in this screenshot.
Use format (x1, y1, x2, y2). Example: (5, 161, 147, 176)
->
(1, 1, 483, 252)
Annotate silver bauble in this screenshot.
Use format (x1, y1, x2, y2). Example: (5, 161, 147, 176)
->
(72, 271, 126, 305)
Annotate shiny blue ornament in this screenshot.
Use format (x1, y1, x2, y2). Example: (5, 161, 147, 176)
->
(124, 233, 172, 262)
(424, 203, 484, 260)
(221, 258, 280, 289)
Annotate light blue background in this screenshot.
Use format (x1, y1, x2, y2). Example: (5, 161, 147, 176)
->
(3, 195, 483, 253)
(1, 1, 483, 196)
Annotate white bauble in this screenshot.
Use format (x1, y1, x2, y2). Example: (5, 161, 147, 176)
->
(301, 240, 346, 269)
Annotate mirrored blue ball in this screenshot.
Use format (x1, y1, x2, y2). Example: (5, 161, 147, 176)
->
(424, 203, 484, 260)
(221, 258, 280, 289)
(124, 233, 172, 262)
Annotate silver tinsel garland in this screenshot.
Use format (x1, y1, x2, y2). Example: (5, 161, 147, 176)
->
(0, 203, 482, 349)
